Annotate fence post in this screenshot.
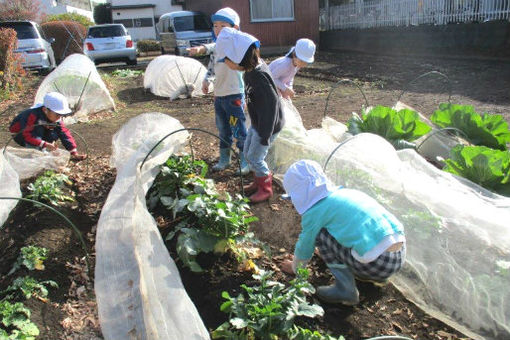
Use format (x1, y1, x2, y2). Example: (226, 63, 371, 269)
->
(325, 0, 330, 30)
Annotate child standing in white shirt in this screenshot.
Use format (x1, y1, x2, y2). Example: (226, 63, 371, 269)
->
(268, 38, 316, 99)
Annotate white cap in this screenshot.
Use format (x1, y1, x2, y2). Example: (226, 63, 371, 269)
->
(215, 27, 260, 64)
(43, 92, 72, 115)
(211, 7, 240, 27)
(283, 160, 337, 214)
(294, 38, 316, 63)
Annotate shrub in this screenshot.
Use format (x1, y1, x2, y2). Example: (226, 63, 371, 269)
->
(0, 28, 25, 100)
(43, 13, 94, 27)
(137, 39, 160, 53)
(41, 21, 86, 63)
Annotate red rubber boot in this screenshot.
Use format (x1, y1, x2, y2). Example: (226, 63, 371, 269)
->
(249, 173, 273, 203)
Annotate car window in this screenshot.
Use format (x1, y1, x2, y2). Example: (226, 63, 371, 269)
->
(173, 15, 211, 32)
(0, 22, 38, 39)
(88, 25, 126, 38)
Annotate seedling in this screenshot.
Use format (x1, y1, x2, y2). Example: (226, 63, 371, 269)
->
(8, 246, 49, 275)
(26, 171, 74, 206)
(1, 276, 58, 302)
(0, 301, 39, 339)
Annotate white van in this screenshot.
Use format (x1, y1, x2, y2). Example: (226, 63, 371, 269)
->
(156, 11, 213, 56)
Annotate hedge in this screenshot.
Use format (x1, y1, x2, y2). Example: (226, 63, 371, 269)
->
(41, 21, 86, 64)
(137, 39, 161, 53)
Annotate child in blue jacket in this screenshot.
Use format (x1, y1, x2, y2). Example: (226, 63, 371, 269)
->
(280, 160, 406, 305)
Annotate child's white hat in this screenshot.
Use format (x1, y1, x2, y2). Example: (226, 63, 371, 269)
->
(294, 38, 316, 63)
(211, 7, 240, 27)
(33, 92, 72, 115)
(283, 159, 337, 214)
(216, 27, 260, 64)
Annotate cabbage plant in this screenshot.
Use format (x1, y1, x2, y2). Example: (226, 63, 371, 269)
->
(431, 103, 510, 150)
(348, 105, 431, 149)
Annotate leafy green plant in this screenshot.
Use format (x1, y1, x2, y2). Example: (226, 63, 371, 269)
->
(111, 69, 143, 78)
(1, 276, 58, 301)
(431, 103, 510, 150)
(0, 301, 39, 340)
(8, 246, 48, 275)
(211, 269, 324, 340)
(348, 105, 431, 149)
(147, 154, 209, 210)
(287, 326, 345, 340)
(150, 154, 260, 271)
(443, 145, 510, 196)
(26, 170, 74, 206)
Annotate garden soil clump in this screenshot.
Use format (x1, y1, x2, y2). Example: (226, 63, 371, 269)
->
(1, 50, 509, 339)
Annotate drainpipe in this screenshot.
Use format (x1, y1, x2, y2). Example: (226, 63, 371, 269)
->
(324, 0, 330, 30)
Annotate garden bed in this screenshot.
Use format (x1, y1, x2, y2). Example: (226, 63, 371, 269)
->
(2, 50, 509, 339)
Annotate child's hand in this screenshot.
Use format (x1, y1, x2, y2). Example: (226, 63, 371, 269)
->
(187, 46, 203, 56)
(70, 152, 87, 161)
(280, 254, 295, 275)
(281, 88, 295, 99)
(44, 141, 58, 151)
(201, 80, 210, 94)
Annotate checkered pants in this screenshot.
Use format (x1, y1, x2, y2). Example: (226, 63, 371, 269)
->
(315, 228, 405, 281)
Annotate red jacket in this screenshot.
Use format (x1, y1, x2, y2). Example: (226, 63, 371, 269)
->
(9, 106, 77, 152)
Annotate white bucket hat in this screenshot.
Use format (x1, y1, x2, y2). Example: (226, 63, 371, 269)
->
(215, 27, 260, 64)
(211, 7, 240, 27)
(42, 92, 72, 115)
(283, 160, 337, 215)
(294, 38, 316, 63)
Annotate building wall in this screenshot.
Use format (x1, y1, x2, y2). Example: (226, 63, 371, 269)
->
(111, 0, 182, 18)
(228, 0, 319, 49)
(112, 7, 157, 40)
(40, 0, 94, 20)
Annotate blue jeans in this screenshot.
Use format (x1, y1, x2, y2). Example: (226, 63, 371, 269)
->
(244, 127, 278, 177)
(214, 94, 247, 150)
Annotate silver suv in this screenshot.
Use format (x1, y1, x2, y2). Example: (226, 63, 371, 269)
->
(0, 20, 56, 73)
(83, 24, 137, 65)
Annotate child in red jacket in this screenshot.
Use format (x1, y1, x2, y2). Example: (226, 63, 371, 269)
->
(9, 92, 86, 160)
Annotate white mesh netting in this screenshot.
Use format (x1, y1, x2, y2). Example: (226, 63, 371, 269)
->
(3, 147, 70, 180)
(95, 113, 209, 340)
(267, 99, 510, 340)
(34, 53, 115, 124)
(144, 55, 211, 100)
(0, 152, 21, 226)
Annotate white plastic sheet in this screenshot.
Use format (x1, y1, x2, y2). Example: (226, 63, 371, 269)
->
(95, 113, 209, 340)
(35, 53, 115, 124)
(144, 55, 211, 100)
(0, 152, 21, 226)
(3, 147, 70, 180)
(267, 100, 510, 340)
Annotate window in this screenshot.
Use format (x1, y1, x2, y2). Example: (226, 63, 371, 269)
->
(88, 25, 126, 38)
(250, 0, 294, 22)
(173, 14, 211, 32)
(113, 19, 134, 28)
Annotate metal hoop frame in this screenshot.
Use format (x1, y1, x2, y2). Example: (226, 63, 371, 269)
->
(0, 196, 91, 275)
(324, 79, 370, 118)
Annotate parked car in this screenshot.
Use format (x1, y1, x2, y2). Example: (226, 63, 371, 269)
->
(83, 24, 137, 65)
(0, 20, 56, 73)
(156, 11, 212, 56)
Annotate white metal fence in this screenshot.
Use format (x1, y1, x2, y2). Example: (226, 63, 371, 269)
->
(320, 0, 510, 30)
